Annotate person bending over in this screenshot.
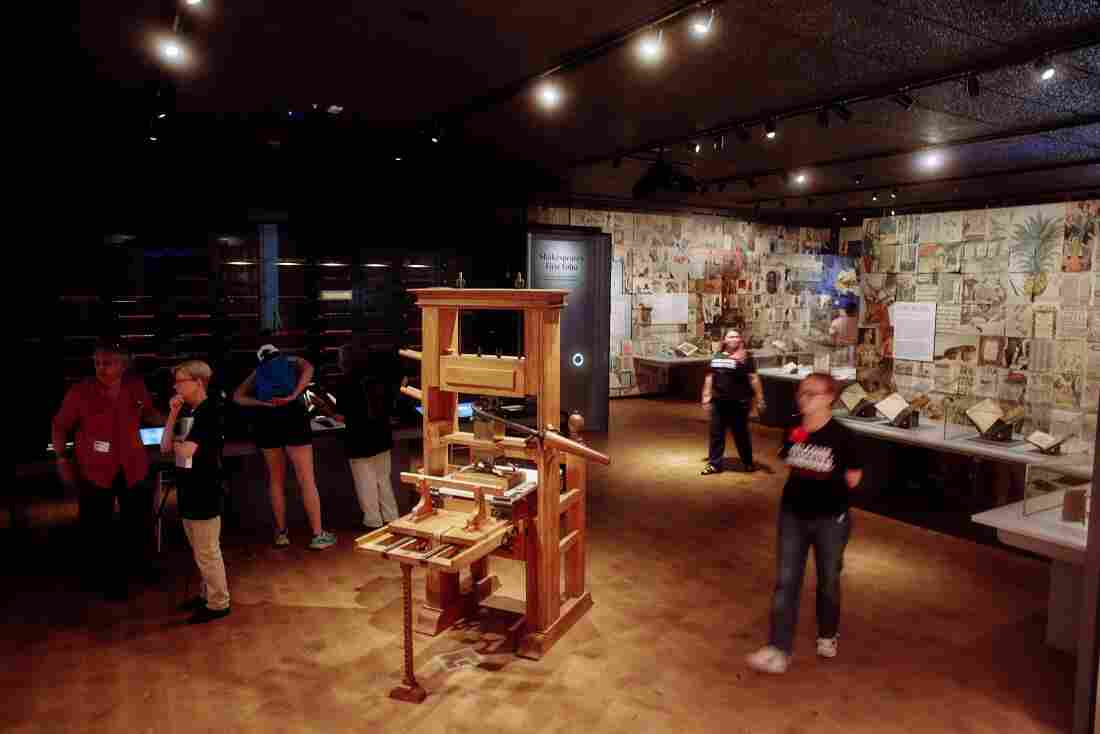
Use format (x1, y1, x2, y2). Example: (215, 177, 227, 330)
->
(233, 344, 335, 550)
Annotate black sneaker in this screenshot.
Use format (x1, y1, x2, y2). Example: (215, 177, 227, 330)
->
(188, 606, 231, 625)
(178, 596, 207, 612)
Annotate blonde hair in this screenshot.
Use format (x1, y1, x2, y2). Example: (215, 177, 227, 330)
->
(174, 360, 213, 386)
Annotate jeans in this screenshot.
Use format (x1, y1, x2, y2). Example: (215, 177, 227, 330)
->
(182, 517, 230, 611)
(349, 451, 399, 527)
(708, 399, 753, 468)
(769, 507, 852, 654)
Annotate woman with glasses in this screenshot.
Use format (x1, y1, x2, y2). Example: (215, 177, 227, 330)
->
(747, 372, 863, 674)
(701, 329, 765, 474)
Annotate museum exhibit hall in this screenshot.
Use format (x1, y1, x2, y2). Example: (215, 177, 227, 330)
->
(15, 1, 1100, 732)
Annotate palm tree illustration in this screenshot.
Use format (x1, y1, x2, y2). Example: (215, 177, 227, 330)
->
(1009, 211, 1062, 297)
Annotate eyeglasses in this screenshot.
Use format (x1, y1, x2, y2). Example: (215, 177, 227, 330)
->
(796, 390, 830, 399)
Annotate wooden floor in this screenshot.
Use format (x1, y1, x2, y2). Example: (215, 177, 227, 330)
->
(3, 398, 1077, 733)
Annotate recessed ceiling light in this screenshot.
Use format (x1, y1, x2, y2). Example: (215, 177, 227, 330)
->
(157, 112, 167, 119)
(148, 136, 158, 142)
(920, 150, 944, 170)
(394, 156, 402, 161)
(431, 136, 439, 143)
(1035, 57, 1056, 81)
(794, 173, 808, 185)
(185, 0, 202, 6)
(158, 38, 185, 63)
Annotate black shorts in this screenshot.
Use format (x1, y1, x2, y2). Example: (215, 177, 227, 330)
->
(254, 402, 313, 449)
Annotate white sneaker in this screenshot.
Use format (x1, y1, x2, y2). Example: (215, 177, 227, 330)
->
(274, 528, 290, 547)
(816, 636, 838, 658)
(746, 645, 789, 674)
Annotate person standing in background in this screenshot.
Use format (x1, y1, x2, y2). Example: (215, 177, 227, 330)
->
(161, 360, 230, 624)
(233, 344, 336, 550)
(829, 302, 859, 346)
(331, 343, 399, 530)
(52, 338, 164, 600)
(701, 329, 765, 475)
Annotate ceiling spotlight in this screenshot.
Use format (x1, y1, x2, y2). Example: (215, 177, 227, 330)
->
(431, 136, 439, 143)
(691, 9, 716, 37)
(638, 29, 664, 62)
(832, 103, 853, 122)
(764, 119, 777, 140)
(890, 189, 898, 199)
(892, 92, 915, 110)
(872, 192, 879, 202)
(746, 176, 756, 189)
(158, 37, 186, 64)
(694, 142, 702, 154)
(793, 172, 808, 185)
(536, 81, 562, 109)
(890, 209, 896, 216)
(700, 183, 709, 194)
(394, 156, 402, 162)
(920, 150, 944, 170)
(842, 215, 848, 222)
(157, 112, 167, 119)
(966, 75, 981, 98)
(816, 108, 830, 128)
(148, 136, 158, 142)
(733, 125, 750, 143)
(1035, 57, 1056, 81)
(714, 135, 725, 153)
(185, 0, 203, 5)
(854, 174, 865, 185)
(327, 104, 344, 115)
(717, 182, 726, 192)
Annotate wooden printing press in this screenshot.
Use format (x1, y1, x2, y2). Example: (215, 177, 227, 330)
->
(355, 288, 611, 703)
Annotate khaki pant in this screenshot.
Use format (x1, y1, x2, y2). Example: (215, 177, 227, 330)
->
(182, 517, 230, 611)
(349, 451, 399, 527)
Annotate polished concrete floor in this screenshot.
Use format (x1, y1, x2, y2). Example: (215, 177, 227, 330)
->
(3, 398, 1077, 733)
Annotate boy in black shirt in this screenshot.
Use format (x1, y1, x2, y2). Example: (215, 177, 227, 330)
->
(747, 372, 862, 673)
(161, 360, 230, 624)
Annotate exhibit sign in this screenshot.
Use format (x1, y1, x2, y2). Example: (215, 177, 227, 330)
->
(891, 301, 937, 362)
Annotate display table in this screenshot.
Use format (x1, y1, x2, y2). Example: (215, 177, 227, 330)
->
(631, 355, 712, 399)
(756, 368, 856, 428)
(972, 500, 1088, 653)
(832, 410, 1093, 654)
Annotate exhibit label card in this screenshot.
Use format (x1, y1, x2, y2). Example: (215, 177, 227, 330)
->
(890, 302, 936, 362)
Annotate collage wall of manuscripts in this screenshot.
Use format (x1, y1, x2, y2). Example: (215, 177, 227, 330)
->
(859, 200, 1100, 451)
(528, 206, 848, 397)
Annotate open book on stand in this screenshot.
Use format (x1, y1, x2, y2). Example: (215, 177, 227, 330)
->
(965, 399, 1025, 443)
(876, 393, 919, 428)
(1025, 431, 1076, 455)
(840, 383, 879, 420)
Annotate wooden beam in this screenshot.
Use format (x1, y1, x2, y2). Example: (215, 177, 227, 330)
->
(558, 488, 582, 515)
(559, 529, 580, 555)
(399, 471, 508, 495)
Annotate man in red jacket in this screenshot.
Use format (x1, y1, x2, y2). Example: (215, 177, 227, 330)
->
(52, 339, 164, 599)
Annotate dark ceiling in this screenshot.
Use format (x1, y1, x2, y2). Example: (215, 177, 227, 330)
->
(78, 0, 1100, 221)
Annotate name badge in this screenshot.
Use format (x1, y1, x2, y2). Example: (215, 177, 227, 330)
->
(94, 440, 111, 453)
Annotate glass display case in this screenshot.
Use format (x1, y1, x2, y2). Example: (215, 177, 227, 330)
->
(943, 395, 1028, 447)
(1023, 462, 1091, 531)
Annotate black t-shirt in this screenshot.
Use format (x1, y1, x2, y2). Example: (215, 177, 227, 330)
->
(709, 351, 756, 402)
(779, 418, 861, 517)
(175, 398, 225, 521)
(336, 372, 394, 459)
